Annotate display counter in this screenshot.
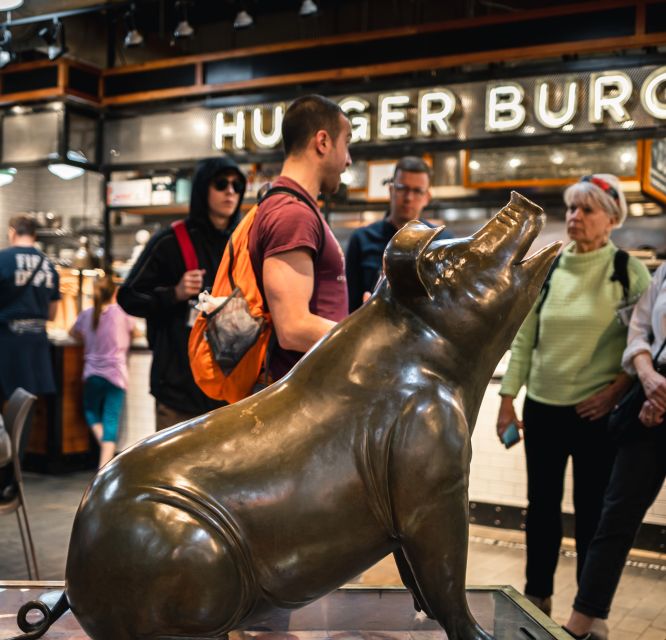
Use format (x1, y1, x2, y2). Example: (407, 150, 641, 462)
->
(24, 339, 96, 474)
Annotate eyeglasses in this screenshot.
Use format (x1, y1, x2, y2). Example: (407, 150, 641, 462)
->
(212, 177, 243, 194)
(392, 182, 428, 197)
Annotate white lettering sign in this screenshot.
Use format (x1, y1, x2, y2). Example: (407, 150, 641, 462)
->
(251, 104, 284, 149)
(206, 66, 666, 151)
(589, 71, 632, 123)
(214, 110, 245, 150)
(485, 83, 526, 132)
(378, 93, 410, 139)
(640, 66, 666, 119)
(534, 80, 578, 128)
(339, 97, 371, 143)
(418, 89, 456, 136)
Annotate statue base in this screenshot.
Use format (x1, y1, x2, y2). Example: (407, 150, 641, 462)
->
(0, 583, 570, 639)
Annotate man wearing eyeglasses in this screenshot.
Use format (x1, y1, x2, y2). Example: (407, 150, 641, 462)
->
(346, 156, 445, 312)
(119, 156, 246, 430)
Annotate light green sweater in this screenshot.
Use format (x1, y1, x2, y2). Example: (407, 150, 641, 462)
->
(500, 241, 651, 405)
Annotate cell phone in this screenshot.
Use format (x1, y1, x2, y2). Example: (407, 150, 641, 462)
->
(501, 422, 521, 449)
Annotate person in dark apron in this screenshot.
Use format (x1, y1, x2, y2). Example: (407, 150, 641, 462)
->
(0, 214, 60, 409)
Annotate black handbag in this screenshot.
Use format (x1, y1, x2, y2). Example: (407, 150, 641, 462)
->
(607, 338, 666, 444)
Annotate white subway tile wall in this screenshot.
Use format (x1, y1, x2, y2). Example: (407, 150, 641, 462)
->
(470, 382, 666, 526)
(0, 167, 104, 249)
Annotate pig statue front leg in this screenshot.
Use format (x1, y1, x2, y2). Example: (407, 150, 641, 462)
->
(391, 392, 493, 640)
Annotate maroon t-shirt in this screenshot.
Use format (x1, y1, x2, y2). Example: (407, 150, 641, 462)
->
(249, 176, 348, 380)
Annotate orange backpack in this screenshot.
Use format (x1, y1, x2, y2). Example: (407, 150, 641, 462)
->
(188, 186, 322, 403)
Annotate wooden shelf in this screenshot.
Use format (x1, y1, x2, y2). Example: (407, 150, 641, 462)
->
(113, 204, 188, 216)
(114, 202, 257, 216)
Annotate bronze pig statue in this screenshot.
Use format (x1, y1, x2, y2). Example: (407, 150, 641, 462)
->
(56, 192, 558, 640)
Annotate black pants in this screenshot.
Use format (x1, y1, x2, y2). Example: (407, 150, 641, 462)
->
(523, 397, 616, 599)
(573, 422, 666, 619)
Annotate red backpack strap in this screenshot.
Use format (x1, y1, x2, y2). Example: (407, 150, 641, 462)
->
(171, 220, 199, 271)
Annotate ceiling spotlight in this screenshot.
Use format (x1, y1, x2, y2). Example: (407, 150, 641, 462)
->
(0, 167, 16, 187)
(0, 0, 23, 9)
(124, 4, 143, 48)
(233, 10, 254, 29)
(0, 27, 13, 68)
(299, 0, 318, 17)
(0, 50, 12, 68)
(173, 0, 194, 39)
(38, 18, 66, 60)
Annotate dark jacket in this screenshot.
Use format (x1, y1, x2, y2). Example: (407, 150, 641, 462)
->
(345, 215, 446, 312)
(118, 156, 246, 414)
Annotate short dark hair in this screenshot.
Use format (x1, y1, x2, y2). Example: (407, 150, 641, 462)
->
(282, 95, 344, 157)
(393, 156, 432, 182)
(9, 214, 37, 237)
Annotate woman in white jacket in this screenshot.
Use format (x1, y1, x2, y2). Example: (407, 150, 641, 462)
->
(564, 263, 666, 640)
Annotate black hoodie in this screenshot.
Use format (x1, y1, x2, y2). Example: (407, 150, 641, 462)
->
(118, 156, 246, 415)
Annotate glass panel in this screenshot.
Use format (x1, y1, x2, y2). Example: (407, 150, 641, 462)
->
(2, 110, 60, 163)
(467, 141, 638, 184)
(68, 112, 98, 165)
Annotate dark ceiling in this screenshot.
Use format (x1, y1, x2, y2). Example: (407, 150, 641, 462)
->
(1, 0, 583, 69)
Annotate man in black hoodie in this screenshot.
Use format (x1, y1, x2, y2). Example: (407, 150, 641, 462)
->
(118, 157, 246, 430)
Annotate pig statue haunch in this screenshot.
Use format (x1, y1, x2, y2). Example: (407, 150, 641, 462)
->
(60, 191, 559, 640)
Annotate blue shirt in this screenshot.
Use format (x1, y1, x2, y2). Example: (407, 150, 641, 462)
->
(345, 216, 448, 312)
(0, 246, 60, 324)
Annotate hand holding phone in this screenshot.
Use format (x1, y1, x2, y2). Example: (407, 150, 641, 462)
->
(501, 421, 521, 449)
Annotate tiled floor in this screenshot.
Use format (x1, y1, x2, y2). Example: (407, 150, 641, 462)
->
(1, 471, 664, 639)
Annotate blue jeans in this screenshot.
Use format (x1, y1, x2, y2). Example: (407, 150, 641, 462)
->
(83, 375, 125, 443)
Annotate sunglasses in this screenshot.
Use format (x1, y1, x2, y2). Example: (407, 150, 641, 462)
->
(212, 177, 243, 194)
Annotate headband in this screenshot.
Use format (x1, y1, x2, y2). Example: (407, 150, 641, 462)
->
(580, 175, 620, 204)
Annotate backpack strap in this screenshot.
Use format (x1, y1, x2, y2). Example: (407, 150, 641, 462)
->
(533, 253, 561, 349)
(227, 185, 327, 296)
(171, 220, 199, 272)
(258, 186, 327, 257)
(533, 248, 633, 349)
(611, 249, 630, 304)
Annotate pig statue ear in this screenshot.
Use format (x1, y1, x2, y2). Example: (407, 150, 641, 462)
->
(384, 220, 447, 301)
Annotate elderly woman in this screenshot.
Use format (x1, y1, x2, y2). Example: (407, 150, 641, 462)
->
(564, 263, 666, 640)
(495, 174, 651, 616)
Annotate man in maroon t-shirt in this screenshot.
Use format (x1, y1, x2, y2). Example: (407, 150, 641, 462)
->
(249, 95, 351, 380)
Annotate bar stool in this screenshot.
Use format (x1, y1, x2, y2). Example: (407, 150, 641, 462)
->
(0, 387, 40, 579)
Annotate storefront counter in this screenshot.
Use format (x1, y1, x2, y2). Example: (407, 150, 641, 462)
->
(24, 340, 96, 474)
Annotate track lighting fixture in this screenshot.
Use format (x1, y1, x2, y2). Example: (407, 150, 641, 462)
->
(38, 18, 66, 60)
(173, 0, 194, 39)
(299, 0, 318, 17)
(233, 9, 254, 29)
(0, 27, 13, 68)
(124, 3, 143, 48)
